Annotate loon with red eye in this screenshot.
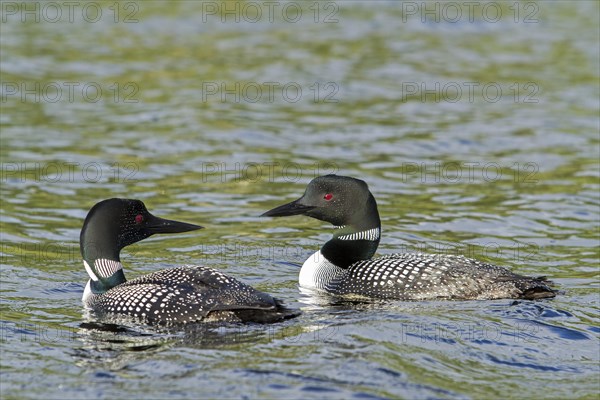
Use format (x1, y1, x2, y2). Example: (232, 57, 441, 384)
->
(79, 198, 298, 325)
(262, 174, 557, 301)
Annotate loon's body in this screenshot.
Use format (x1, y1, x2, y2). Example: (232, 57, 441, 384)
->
(80, 198, 297, 325)
(262, 175, 556, 301)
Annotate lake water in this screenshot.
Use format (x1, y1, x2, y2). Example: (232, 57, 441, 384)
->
(1, 1, 599, 399)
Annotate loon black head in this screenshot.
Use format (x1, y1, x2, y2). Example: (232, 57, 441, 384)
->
(262, 175, 380, 229)
(80, 198, 202, 292)
(262, 175, 381, 267)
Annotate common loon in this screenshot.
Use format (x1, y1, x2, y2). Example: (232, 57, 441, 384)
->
(80, 198, 297, 325)
(262, 175, 556, 301)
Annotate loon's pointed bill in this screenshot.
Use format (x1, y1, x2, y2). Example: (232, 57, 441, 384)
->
(80, 198, 298, 325)
(262, 174, 556, 301)
(144, 213, 203, 234)
(261, 199, 315, 217)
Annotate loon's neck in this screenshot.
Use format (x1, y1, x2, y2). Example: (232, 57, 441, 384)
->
(321, 226, 381, 268)
(82, 256, 126, 306)
(81, 236, 127, 296)
(83, 258, 126, 291)
(80, 224, 128, 293)
(300, 226, 380, 290)
(320, 193, 381, 268)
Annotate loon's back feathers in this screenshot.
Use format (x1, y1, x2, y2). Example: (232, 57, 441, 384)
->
(118, 265, 276, 309)
(326, 253, 555, 301)
(89, 266, 297, 325)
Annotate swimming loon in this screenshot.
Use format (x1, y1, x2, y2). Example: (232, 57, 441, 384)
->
(81, 198, 297, 325)
(262, 175, 556, 301)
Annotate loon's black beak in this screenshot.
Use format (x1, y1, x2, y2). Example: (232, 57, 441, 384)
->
(261, 199, 315, 217)
(145, 214, 203, 234)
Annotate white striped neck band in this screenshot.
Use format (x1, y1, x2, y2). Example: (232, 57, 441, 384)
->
(337, 227, 380, 241)
(91, 258, 123, 279)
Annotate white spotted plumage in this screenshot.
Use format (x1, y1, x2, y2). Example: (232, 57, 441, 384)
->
(300, 252, 554, 300)
(86, 265, 285, 325)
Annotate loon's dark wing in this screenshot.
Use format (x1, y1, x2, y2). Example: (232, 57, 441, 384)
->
(331, 253, 555, 301)
(96, 266, 297, 324)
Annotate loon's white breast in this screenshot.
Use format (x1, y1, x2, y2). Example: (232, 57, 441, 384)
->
(299, 250, 345, 290)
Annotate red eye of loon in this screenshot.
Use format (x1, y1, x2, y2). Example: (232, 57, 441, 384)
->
(324, 193, 333, 201)
(135, 214, 144, 224)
